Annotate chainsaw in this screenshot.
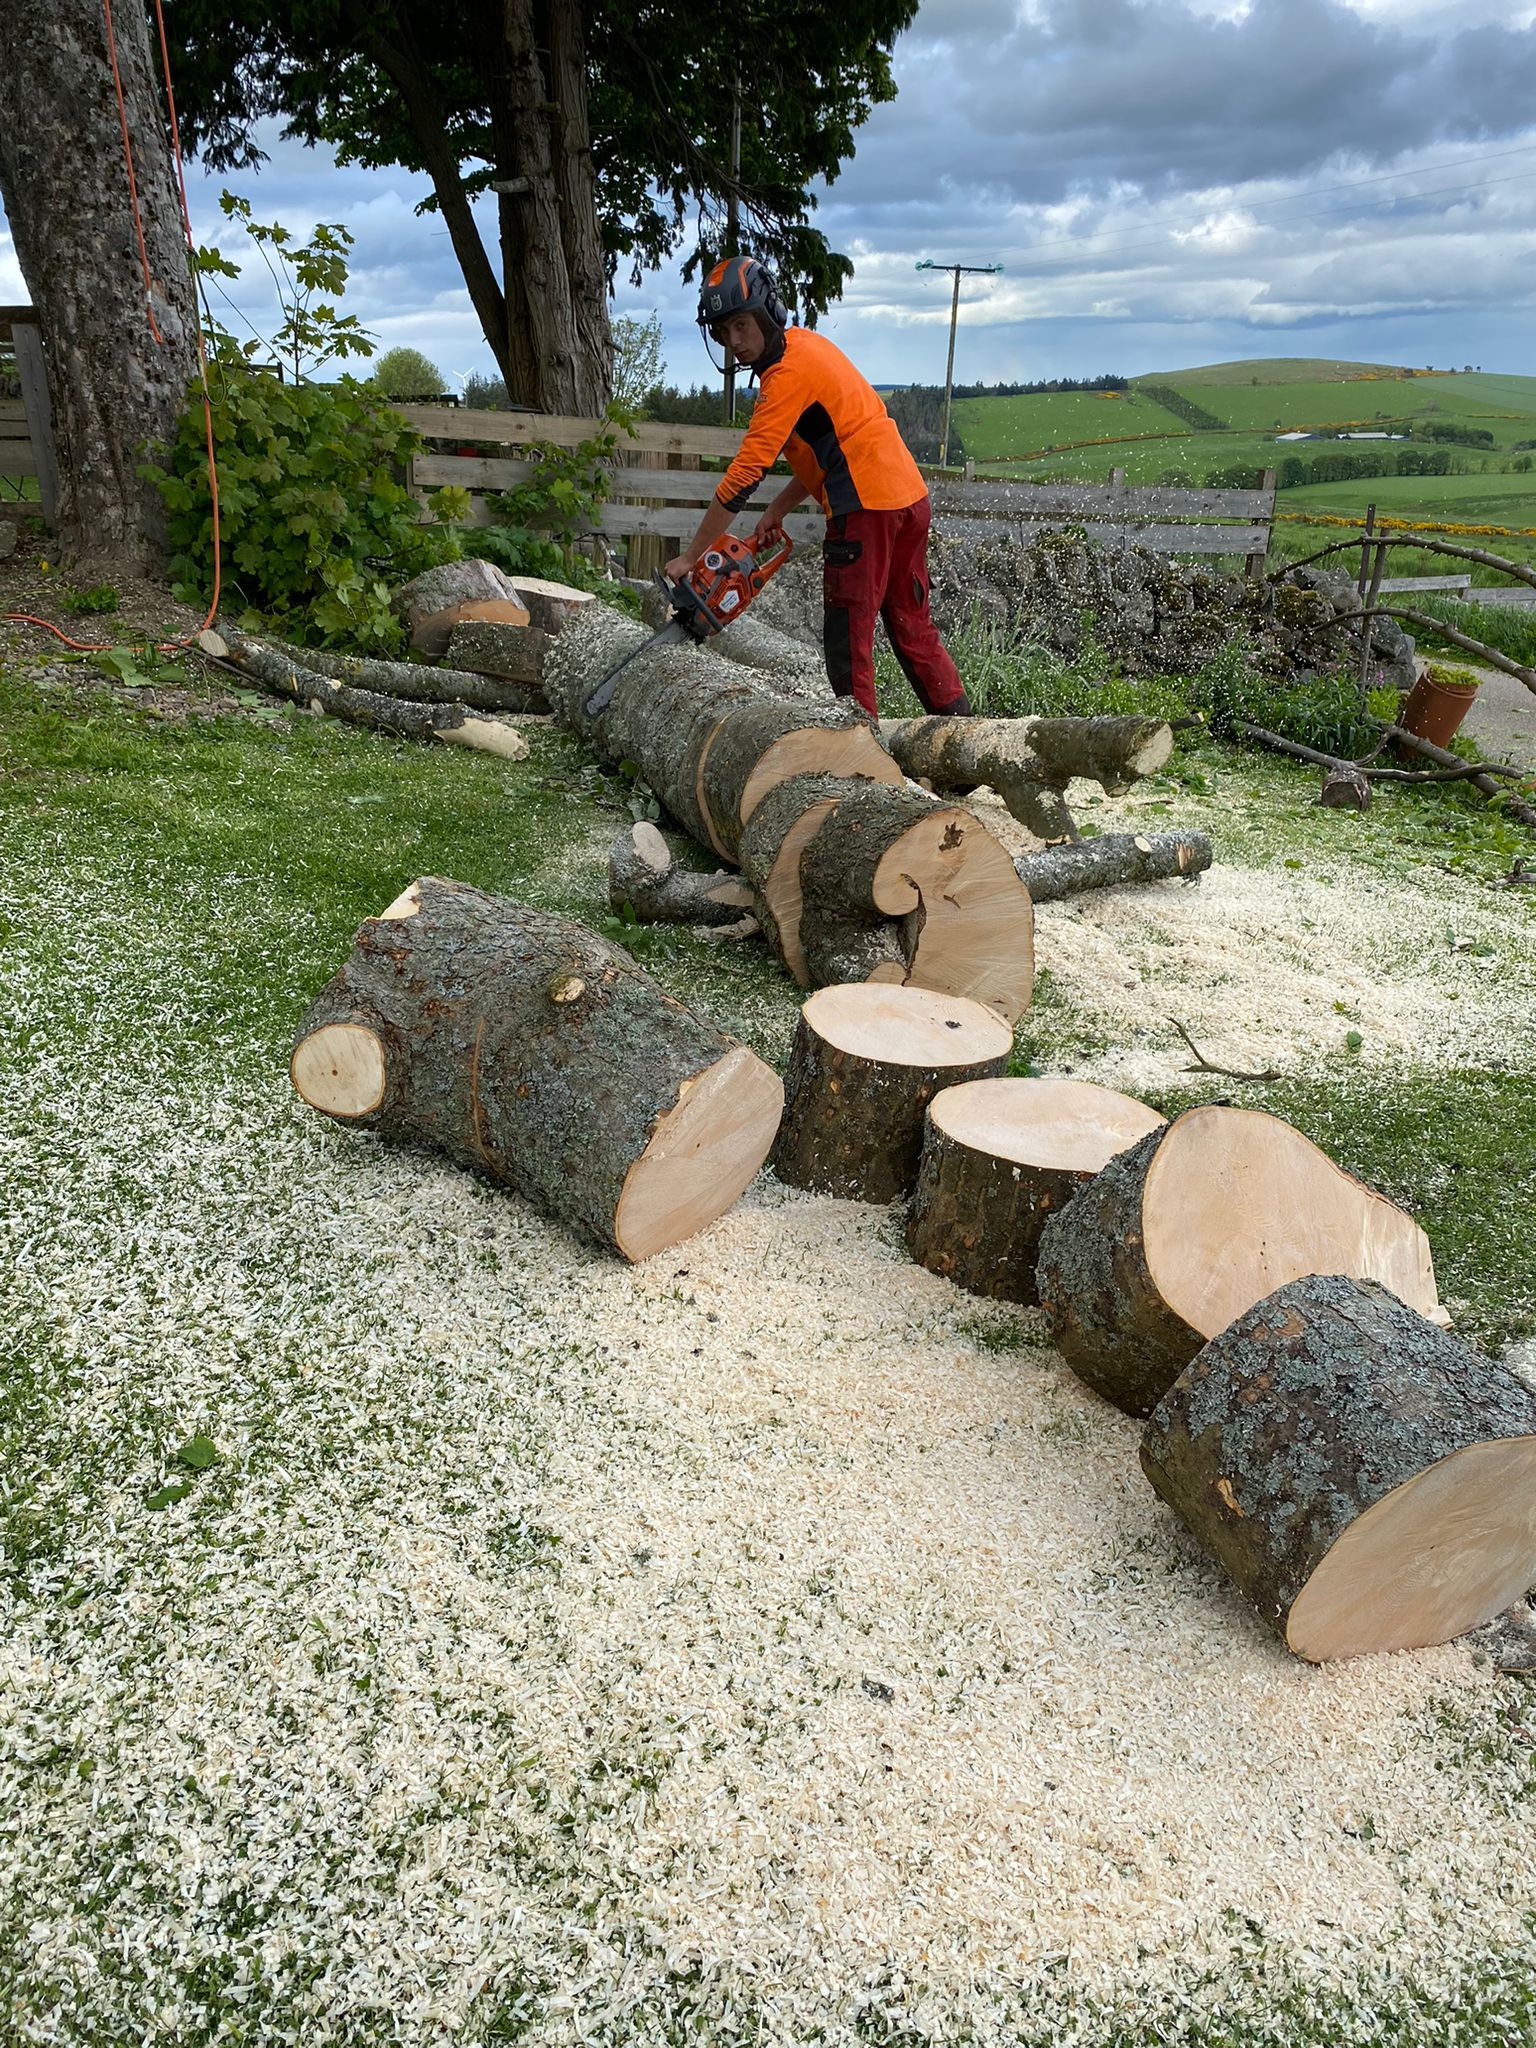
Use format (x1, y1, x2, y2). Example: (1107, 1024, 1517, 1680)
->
(582, 529, 793, 719)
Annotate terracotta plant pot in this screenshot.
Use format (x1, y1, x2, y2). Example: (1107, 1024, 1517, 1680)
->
(1398, 665, 1479, 753)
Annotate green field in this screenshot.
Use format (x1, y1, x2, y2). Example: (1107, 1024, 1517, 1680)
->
(950, 358, 1536, 549)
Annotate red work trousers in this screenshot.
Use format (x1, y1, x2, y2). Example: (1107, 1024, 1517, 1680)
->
(821, 496, 968, 719)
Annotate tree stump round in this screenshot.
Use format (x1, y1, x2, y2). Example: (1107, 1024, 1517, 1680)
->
(770, 983, 1013, 1204)
(906, 1077, 1165, 1302)
(1035, 1104, 1440, 1416)
(1141, 1274, 1536, 1662)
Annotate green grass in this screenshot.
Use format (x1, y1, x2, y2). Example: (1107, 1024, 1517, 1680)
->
(949, 387, 1185, 462)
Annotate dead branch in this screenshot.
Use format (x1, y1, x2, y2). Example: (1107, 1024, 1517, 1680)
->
(1169, 1019, 1281, 1084)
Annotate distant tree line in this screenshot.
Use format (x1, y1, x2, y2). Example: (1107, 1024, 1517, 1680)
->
(1140, 383, 1226, 432)
(942, 373, 1128, 399)
(1410, 422, 1496, 448)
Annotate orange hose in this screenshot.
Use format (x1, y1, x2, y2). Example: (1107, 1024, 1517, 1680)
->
(3, 0, 223, 653)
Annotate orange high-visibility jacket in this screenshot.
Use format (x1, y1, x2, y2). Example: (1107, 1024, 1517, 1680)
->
(713, 328, 926, 519)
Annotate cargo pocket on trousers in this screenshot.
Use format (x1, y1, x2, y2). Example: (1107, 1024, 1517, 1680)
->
(823, 534, 864, 607)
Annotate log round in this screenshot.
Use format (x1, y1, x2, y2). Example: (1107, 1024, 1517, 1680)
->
(798, 782, 1035, 1022)
(701, 698, 901, 861)
(737, 771, 852, 985)
(1035, 1104, 1439, 1416)
(906, 1077, 1166, 1303)
(392, 559, 531, 656)
(290, 877, 784, 1261)
(1141, 1273, 1536, 1663)
(771, 983, 1014, 1203)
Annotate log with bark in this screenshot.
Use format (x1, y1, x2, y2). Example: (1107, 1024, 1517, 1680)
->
(608, 822, 757, 928)
(206, 625, 533, 757)
(771, 983, 1014, 1203)
(391, 559, 531, 656)
(906, 1078, 1166, 1303)
(290, 877, 783, 1261)
(1035, 1104, 1440, 1416)
(1141, 1274, 1536, 1662)
(1014, 831, 1212, 903)
(540, 605, 902, 857)
(797, 781, 1035, 1020)
(736, 772, 856, 984)
(198, 628, 545, 715)
(881, 715, 1174, 841)
(443, 621, 551, 692)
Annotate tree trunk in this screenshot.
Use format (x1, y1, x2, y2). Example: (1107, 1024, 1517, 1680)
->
(292, 878, 783, 1260)
(1015, 831, 1212, 902)
(906, 1077, 1165, 1303)
(881, 715, 1174, 841)
(0, 0, 199, 574)
(499, 0, 610, 412)
(1141, 1274, 1536, 1663)
(771, 984, 1014, 1204)
(1035, 1105, 1440, 1417)
(540, 605, 899, 854)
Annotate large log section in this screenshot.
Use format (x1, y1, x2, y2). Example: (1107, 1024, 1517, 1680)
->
(1142, 1274, 1536, 1662)
(543, 607, 1037, 1022)
(290, 878, 783, 1261)
(1036, 1104, 1440, 1416)
(907, 1077, 1165, 1303)
(772, 984, 1014, 1203)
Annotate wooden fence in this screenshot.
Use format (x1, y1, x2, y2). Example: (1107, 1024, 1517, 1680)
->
(396, 404, 1277, 574)
(0, 307, 57, 522)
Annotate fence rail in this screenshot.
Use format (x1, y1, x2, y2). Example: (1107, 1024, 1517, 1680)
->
(395, 405, 1276, 569)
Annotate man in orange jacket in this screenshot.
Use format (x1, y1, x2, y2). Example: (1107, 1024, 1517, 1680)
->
(663, 255, 971, 720)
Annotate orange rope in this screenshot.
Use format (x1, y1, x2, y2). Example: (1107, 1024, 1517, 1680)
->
(3, 0, 223, 653)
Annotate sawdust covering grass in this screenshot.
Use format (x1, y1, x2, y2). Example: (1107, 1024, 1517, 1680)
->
(3, 672, 1536, 2042)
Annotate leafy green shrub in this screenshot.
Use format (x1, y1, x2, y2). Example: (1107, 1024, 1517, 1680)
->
(370, 346, 447, 400)
(153, 367, 457, 651)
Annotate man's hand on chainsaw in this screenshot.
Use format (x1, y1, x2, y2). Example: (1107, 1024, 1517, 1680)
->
(662, 553, 693, 586)
(746, 517, 788, 555)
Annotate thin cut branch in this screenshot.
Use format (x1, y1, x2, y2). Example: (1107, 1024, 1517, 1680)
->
(1169, 1019, 1281, 1084)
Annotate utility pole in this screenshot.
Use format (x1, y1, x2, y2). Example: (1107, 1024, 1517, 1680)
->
(915, 259, 1003, 468)
(722, 78, 743, 426)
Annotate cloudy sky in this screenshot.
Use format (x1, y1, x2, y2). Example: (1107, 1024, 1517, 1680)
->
(3, 0, 1533, 391)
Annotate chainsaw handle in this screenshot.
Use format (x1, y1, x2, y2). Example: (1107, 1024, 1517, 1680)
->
(747, 527, 792, 594)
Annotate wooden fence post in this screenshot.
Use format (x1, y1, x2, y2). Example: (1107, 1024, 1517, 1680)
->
(1245, 468, 1276, 580)
(11, 312, 58, 526)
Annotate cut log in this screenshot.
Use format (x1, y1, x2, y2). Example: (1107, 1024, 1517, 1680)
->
(504, 576, 597, 635)
(799, 782, 1035, 1022)
(906, 1077, 1165, 1302)
(607, 822, 757, 927)
(771, 983, 1013, 1203)
(737, 772, 853, 986)
(1015, 830, 1213, 903)
(701, 697, 898, 861)
(881, 715, 1174, 840)
(291, 877, 783, 1261)
(443, 619, 551, 691)
(1141, 1274, 1536, 1663)
(1036, 1105, 1440, 1416)
(391, 559, 531, 656)
(211, 624, 532, 758)
(540, 605, 900, 857)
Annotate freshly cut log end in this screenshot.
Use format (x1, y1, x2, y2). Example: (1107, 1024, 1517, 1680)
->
(1141, 1274, 1536, 1663)
(291, 877, 782, 1260)
(799, 784, 1035, 1024)
(615, 1044, 785, 1261)
(737, 772, 853, 987)
(392, 559, 532, 656)
(772, 982, 1014, 1204)
(906, 1077, 1165, 1303)
(700, 699, 901, 862)
(290, 1022, 389, 1119)
(1036, 1104, 1438, 1417)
